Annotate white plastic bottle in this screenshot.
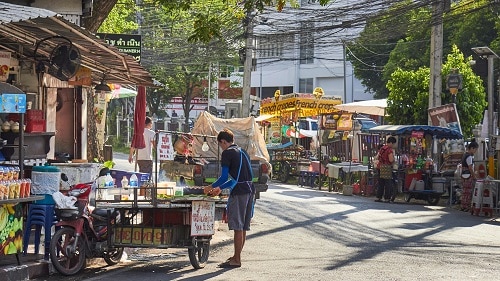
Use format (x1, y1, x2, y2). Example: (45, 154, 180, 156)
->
(129, 173, 139, 188)
(105, 173, 114, 188)
(121, 176, 129, 188)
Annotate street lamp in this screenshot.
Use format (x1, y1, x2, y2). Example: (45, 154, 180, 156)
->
(472, 46, 499, 177)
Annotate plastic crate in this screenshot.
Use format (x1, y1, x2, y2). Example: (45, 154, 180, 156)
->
(26, 119, 46, 133)
(109, 169, 150, 187)
(26, 109, 44, 121)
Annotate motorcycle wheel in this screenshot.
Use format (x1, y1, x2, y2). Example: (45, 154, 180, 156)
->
(50, 227, 86, 276)
(188, 237, 210, 269)
(103, 247, 124, 265)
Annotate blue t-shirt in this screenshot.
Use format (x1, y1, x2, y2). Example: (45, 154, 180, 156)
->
(220, 145, 254, 195)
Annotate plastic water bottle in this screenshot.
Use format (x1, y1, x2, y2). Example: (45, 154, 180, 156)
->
(129, 174, 139, 188)
(121, 176, 129, 188)
(105, 173, 114, 188)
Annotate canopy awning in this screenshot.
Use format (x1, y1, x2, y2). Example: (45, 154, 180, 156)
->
(334, 99, 388, 116)
(254, 114, 275, 122)
(368, 125, 463, 139)
(0, 3, 153, 86)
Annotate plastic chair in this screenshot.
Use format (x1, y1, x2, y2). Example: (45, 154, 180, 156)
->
(23, 204, 57, 260)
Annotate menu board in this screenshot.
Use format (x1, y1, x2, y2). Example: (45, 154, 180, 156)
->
(191, 201, 215, 236)
(0, 94, 26, 113)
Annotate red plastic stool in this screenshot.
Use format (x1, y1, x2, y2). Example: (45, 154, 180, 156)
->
(23, 204, 57, 260)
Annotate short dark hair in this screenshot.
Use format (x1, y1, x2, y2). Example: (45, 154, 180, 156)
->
(467, 138, 479, 149)
(217, 128, 234, 143)
(387, 136, 397, 144)
(145, 117, 152, 125)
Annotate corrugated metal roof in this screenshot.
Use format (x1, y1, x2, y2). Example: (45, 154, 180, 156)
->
(0, 3, 153, 86)
(368, 125, 463, 139)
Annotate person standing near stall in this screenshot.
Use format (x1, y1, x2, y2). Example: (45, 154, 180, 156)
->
(203, 128, 255, 268)
(375, 136, 397, 203)
(128, 116, 156, 178)
(460, 139, 479, 212)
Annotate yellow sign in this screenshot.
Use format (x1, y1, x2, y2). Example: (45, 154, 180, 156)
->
(260, 93, 342, 117)
(115, 227, 174, 246)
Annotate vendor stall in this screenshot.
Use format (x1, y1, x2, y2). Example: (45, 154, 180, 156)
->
(368, 125, 463, 205)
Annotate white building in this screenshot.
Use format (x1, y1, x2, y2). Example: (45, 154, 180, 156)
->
(250, 0, 378, 105)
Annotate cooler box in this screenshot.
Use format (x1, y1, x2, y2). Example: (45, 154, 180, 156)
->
(53, 163, 101, 187)
(110, 169, 150, 187)
(30, 165, 61, 195)
(432, 177, 447, 193)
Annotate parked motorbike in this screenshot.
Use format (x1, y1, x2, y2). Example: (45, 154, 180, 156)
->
(49, 172, 124, 276)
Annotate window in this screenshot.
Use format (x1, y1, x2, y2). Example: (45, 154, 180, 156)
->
(300, 22, 314, 64)
(299, 78, 313, 93)
(257, 35, 285, 58)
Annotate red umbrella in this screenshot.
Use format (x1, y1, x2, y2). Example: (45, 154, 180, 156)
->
(131, 85, 146, 149)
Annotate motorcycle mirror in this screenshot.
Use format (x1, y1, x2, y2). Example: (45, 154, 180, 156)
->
(61, 173, 69, 182)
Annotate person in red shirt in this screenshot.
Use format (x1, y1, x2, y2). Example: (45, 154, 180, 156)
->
(375, 136, 397, 203)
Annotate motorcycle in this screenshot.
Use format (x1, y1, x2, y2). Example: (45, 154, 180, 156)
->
(49, 172, 124, 276)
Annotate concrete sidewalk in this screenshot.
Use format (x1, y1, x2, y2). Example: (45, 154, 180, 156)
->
(0, 248, 51, 281)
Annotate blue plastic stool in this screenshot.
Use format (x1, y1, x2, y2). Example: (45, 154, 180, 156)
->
(23, 204, 57, 260)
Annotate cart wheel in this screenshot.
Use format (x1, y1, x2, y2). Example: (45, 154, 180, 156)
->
(188, 237, 210, 269)
(427, 195, 440, 206)
(279, 163, 290, 183)
(404, 192, 412, 203)
(103, 247, 124, 265)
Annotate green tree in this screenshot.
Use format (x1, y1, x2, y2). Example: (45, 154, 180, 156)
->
(386, 45, 486, 137)
(348, 0, 500, 99)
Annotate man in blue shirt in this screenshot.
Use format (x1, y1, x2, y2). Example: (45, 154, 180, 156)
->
(204, 129, 254, 268)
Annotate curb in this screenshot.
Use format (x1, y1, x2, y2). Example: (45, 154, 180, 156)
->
(0, 255, 51, 281)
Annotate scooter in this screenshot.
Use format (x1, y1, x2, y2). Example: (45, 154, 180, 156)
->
(49, 172, 124, 276)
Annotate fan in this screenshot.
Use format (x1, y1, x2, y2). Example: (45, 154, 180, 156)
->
(47, 42, 81, 81)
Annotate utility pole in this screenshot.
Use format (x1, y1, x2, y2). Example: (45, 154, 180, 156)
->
(428, 0, 444, 123)
(242, 12, 253, 118)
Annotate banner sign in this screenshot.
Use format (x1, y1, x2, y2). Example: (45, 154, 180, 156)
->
(0, 94, 26, 113)
(191, 201, 215, 236)
(428, 104, 462, 134)
(260, 93, 342, 116)
(157, 132, 174, 160)
(96, 33, 141, 62)
(0, 51, 10, 82)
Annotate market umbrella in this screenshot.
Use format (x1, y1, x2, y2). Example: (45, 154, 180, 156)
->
(131, 86, 146, 149)
(107, 84, 138, 100)
(334, 99, 388, 116)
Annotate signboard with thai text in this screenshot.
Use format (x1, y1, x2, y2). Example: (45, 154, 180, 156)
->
(0, 94, 26, 113)
(157, 132, 174, 161)
(96, 33, 141, 62)
(428, 104, 462, 134)
(191, 201, 215, 236)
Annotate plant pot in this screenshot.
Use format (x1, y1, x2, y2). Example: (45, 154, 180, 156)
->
(342, 185, 353, 196)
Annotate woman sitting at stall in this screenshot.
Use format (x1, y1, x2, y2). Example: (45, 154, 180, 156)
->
(460, 139, 478, 212)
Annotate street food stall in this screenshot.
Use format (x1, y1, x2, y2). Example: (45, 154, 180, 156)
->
(367, 125, 463, 205)
(259, 89, 342, 184)
(95, 186, 226, 269)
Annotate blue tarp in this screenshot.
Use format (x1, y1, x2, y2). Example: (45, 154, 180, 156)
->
(368, 125, 463, 139)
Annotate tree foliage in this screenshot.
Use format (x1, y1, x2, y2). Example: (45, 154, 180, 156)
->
(386, 45, 486, 137)
(348, 0, 500, 100)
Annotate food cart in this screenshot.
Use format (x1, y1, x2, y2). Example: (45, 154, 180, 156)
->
(367, 125, 463, 205)
(259, 89, 343, 181)
(95, 185, 226, 268)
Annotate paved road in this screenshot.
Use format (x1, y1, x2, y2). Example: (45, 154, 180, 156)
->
(36, 181, 500, 281)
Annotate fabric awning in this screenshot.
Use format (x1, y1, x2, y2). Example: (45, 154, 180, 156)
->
(334, 99, 388, 116)
(254, 114, 275, 122)
(368, 125, 463, 139)
(0, 3, 153, 86)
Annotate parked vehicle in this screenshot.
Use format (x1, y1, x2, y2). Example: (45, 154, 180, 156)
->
(50, 173, 124, 276)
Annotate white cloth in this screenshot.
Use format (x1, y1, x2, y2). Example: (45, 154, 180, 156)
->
(137, 128, 155, 160)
